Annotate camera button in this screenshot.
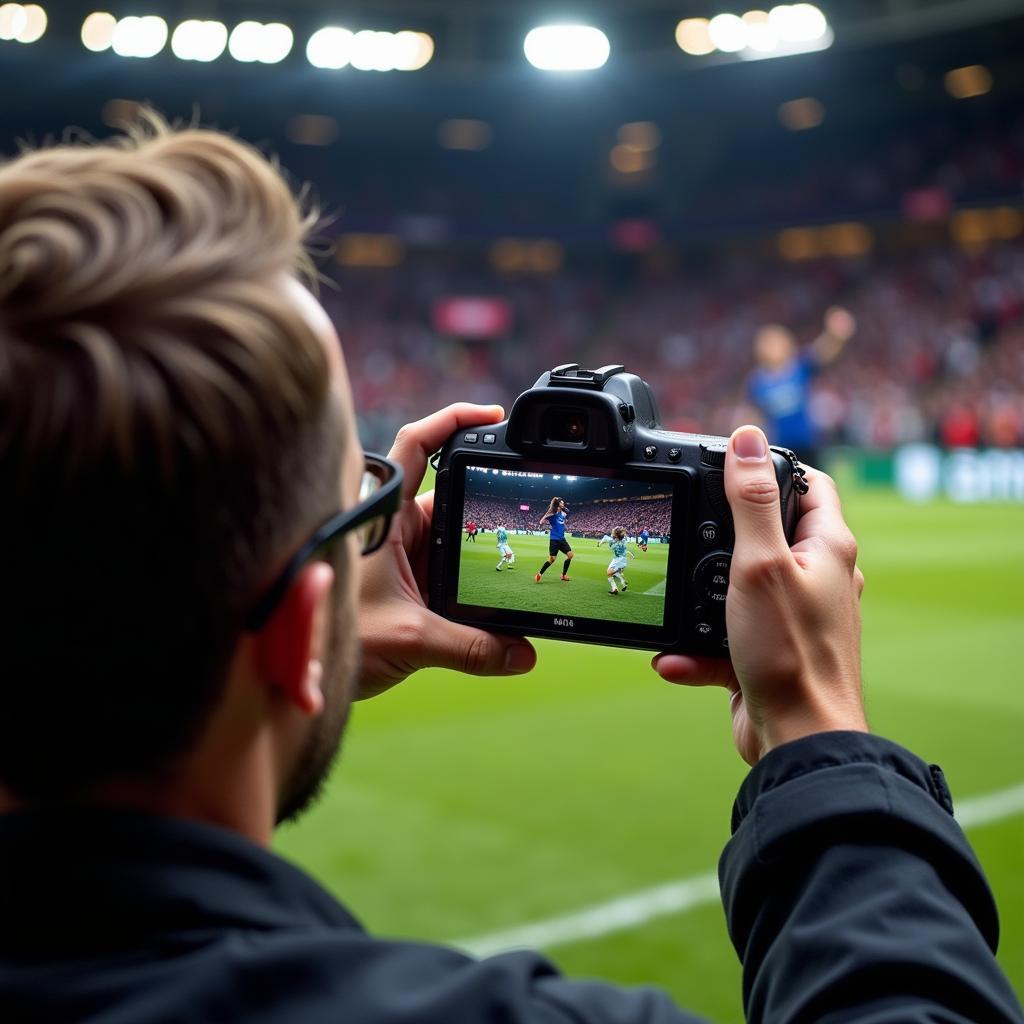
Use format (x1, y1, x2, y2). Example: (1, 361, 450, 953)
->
(695, 620, 714, 638)
(464, 432, 478, 443)
(694, 552, 731, 605)
(482, 433, 497, 444)
(668, 447, 682, 463)
(699, 521, 719, 545)
(643, 444, 658, 461)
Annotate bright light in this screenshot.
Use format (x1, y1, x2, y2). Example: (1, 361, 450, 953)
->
(675, 17, 714, 56)
(945, 64, 993, 100)
(351, 30, 396, 71)
(259, 22, 292, 63)
(228, 20, 292, 64)
(307, 26, 432, 71)
(393, 30, 433, 71)
(171, 20, 227, 62)
(306, 26, 353, 69)
(81, 11, 115, 51)
(0, 4, 25, 40)
(111, 15, 168, 59)
(768, 4, 827, 43)
(18, 2, 43, 41)
(742, 10, 779, 52)
(523, 25, 610, 71)
(0, 3, 46, 43)
(708, 13, 747, 52)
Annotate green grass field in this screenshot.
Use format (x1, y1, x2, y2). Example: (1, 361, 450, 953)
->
(456, 534, 669, 626)
(276, 486, 1024, 1023)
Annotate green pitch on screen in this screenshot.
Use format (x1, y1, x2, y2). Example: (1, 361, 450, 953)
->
(276, 487, 1024, 1023)
(457, 534, 668, 626)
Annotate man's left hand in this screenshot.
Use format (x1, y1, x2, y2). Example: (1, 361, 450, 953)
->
(357, 403, 537, 700)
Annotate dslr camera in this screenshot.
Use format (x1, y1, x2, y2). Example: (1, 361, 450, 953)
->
(429, 364, 806, 654)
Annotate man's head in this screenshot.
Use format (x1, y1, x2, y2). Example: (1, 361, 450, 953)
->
(0, 115, 362, 821)
(754, 324, 797, 370)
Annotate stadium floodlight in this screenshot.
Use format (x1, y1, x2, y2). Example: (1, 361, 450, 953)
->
(228, 20, 292, 64)
(351, 30, 396, 72)
(769, 3, 828, 43)
(111, 15, 167, 58)
(307, 26, 433, 71)
(742, 10, 779, 52)
(306, 26, 353, 69)
(393, 30, 433, 71)
(675, 18, 714, 56)
(0, 3, 46, 43)
(523, 25, 610, 71)
(81, 11, 115, 51)
(171, 20, 227, 62)
(708, 13, 747, 53)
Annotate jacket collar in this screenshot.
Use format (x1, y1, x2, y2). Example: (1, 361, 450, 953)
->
(0, 808, 362, 954)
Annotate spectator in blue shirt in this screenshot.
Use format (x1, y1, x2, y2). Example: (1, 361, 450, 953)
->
(747, 306, 856, 469)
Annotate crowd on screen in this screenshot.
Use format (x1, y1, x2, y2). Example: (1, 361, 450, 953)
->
(462, 496, 673, 539)
(331, 237, 1024, 457)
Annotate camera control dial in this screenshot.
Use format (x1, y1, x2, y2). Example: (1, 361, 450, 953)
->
(693, 551, 731, 608)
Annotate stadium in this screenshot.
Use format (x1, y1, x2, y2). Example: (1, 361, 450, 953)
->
(456, 467, 672, 625)
(2, 0, 1023, 1020)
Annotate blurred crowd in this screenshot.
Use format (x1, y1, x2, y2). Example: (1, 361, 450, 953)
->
(461, 495, 673, 538)
(327, 238, 1024, 456)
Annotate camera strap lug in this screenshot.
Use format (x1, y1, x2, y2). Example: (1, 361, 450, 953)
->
(772, 447, 809, 495)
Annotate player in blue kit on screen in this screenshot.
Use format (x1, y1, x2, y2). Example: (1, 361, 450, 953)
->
(638, 527, 649, 553)
(535, 496, 573, 582)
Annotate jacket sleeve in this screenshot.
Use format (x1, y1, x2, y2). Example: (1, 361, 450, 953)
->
(719, 731, 1024, 1023)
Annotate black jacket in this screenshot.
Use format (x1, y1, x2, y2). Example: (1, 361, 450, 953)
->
(1, 732, 1021, 1023)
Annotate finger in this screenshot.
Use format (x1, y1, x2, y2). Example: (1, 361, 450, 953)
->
(413, 615, 536, 677)
(652, 654, 736, 689)
(389, 404, 505, 500)
(791, 467, 859, 568)
(724, 425, 789, 563)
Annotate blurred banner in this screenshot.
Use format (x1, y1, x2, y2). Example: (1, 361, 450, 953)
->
(895, 445, 1024, 502)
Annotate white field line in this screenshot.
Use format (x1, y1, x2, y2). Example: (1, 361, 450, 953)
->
(642, 580, 666, 597)
(455, 778, 1024, 958)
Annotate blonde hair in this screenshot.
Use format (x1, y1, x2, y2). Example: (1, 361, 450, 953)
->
(0, 112, 324, 476)
(0, 113, 345, 798)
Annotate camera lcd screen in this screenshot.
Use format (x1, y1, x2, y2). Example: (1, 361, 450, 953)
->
(454, 463, 673, 629)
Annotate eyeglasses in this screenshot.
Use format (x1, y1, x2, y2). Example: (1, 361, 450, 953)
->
(244, 452, 403, 631)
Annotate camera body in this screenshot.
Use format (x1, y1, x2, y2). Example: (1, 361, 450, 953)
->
(429, 364, 805, 654)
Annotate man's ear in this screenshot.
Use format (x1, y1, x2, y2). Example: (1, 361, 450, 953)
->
(252, 562, 335, 717)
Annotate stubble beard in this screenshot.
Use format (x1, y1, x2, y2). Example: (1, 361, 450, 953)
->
(275, 599, 360, 827)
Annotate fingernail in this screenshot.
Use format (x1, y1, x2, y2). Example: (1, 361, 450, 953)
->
(733, 427, 767, 462)
(504, 645, 533, 674)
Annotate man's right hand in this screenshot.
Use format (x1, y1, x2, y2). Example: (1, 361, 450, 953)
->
(653, 425, 867, 765)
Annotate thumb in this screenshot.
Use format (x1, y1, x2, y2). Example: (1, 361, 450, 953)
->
(725, 425, 788, 562)
(412, 617, 536, 677)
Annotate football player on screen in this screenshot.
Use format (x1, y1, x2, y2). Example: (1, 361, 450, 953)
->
(535, 497, 573, 582)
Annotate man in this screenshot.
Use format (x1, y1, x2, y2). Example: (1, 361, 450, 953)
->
(465, 517, 477, 542)
(638, 526, 650, 553)
(747, 306, 856, 469)
(1, 120, 1021, 1024)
